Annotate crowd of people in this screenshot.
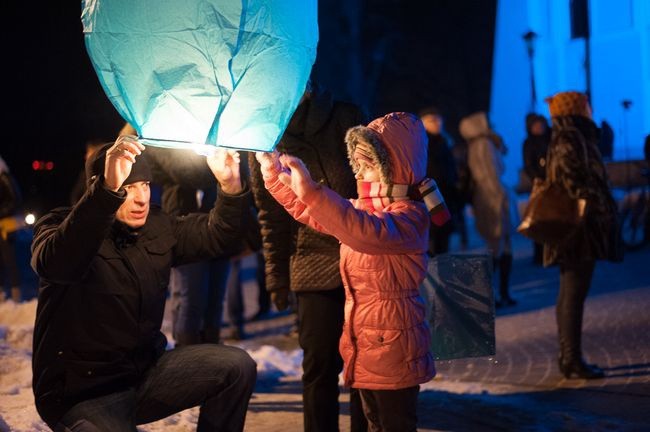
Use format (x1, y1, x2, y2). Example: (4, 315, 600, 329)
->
(1, 83, 644, 430)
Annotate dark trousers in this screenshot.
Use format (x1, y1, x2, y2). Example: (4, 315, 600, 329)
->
(55, 344, 256, 432)
(297, 288, 345, 432)
(170, 258, 231, 345)
(428, 223, 452, 256)
(357, 386, 420, 432)
(557, 259, 596, 361)
(226, 258, 245, 331)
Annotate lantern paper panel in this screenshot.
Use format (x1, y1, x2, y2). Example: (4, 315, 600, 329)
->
(82, 0, 318, 152)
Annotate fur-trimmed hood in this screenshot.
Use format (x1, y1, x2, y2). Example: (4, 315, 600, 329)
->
(459, 111, 491, 141)
(345, 112, 427, 185)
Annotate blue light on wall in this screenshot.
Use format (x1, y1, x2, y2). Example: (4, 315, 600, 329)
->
(490, 0, 650, 187)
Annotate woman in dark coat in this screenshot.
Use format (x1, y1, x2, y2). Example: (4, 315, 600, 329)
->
(544, 91, 623, 379)
(522, 114, 550, 264)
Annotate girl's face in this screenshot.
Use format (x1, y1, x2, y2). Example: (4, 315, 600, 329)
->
(355, 159, 381, 182)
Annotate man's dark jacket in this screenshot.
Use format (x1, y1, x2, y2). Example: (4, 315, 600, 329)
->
(30, 176, 249, 426)
(249, 90, 365, 293)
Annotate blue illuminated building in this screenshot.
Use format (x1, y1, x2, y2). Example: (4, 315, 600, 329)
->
(491, 0, 650, 186)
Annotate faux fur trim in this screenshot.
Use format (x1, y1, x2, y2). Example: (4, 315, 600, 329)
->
(344, 126, 392, 184)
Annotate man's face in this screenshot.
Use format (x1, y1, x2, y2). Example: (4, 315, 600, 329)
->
(421, 114, 442, 135)
(115, 181, 150, 228)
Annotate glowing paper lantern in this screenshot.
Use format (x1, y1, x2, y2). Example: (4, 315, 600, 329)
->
(82, 0, 318, 152)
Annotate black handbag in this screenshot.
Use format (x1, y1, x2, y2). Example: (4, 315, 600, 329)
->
(517, 178, 586, 245)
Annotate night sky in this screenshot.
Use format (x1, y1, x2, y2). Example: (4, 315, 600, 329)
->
(3, 1, 495, 216)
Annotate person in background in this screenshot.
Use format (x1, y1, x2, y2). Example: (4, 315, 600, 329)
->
(419, 106, 461, 255)
(450, 135, 472, 250)
(119, 122, 234, 346)
(30, 137, 256, 431)
(543, 91, 623, 379)
(249, 80, 367, 432)
(224, 179, 264, 341)
(522, 113, 551, 265)
(149, 152, 232, 346)
(459, 111, 516, 307)
(597, 120, 614, 161)
(0, 155, 22, 303)
(257, 112, 447, 431)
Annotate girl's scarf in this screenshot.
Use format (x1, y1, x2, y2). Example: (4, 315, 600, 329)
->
(356, 179, 451, 226)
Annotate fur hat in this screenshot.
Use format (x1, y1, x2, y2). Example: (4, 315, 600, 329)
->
(85, 142, 152, 186)
(545, 91, 591, 119)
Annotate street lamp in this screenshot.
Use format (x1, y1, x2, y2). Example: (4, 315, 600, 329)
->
(522, 30, 538, 113)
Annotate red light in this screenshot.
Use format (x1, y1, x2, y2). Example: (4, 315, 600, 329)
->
(45, 161, 54, 170)
(32, 160, 41, 170)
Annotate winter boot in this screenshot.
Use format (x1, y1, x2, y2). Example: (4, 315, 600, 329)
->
(498, 253, 516, 306)
(556, 293, 604, 379)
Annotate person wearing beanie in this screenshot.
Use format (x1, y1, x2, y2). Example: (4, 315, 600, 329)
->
(543, 91, 623, 379)
(458, 111, 516, 307)
(30, 136, 257, 430)
(257, 112, 449, 431)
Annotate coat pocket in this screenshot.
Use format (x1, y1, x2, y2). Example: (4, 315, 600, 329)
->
(359, 328, 405, 377)
(62, 352, 135, 400)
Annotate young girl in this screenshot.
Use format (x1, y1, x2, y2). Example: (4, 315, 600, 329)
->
(257, 112, 449, 431)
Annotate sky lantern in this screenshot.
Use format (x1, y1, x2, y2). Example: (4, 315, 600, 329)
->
(81, 0, 318, 153)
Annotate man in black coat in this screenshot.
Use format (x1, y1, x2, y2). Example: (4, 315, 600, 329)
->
(31, 137, 256, 431)
(249, 82, 366, 431)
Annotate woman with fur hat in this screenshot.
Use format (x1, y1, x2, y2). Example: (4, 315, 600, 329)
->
(544, 91, 623, 379)
(257, 112, 449, 431)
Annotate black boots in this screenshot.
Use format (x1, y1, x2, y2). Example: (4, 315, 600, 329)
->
(495, 254, 516, 307)
(556, 260, 603, 379)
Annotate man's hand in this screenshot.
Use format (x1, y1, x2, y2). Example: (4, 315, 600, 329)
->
(208, 148, 242, 194)
(104, 136, 145, 192)
(277, 154, 318, 200)
(271, 288, 290, 311)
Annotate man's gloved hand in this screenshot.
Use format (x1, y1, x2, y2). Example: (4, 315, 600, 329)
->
(271, 288, 290, 311)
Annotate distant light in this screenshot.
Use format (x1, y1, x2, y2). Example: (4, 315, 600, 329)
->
(31, 160, 55, 171)
(25, 214, 36, 225)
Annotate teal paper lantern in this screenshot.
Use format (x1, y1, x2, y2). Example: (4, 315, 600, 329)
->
(82, 0, 318, 153)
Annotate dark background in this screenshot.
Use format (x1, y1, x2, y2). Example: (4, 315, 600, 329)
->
(3, 0, 495, 217)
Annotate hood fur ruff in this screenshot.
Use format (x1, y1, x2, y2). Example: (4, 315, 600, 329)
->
(345, 126, 393, 185)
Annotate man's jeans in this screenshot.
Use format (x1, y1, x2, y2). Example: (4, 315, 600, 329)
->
(170, 258, 231, 345)
(55, 344, 257, 432)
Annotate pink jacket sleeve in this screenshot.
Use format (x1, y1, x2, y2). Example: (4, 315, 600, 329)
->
(264, 170, 428, 255)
